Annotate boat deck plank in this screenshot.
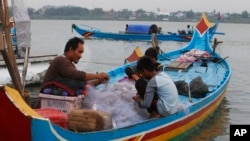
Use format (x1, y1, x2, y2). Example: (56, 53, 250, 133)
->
(165, 61, 193, 71)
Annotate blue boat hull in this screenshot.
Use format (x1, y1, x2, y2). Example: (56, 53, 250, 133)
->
(0, 14, 231, 141)
(72, 18, 221, 42)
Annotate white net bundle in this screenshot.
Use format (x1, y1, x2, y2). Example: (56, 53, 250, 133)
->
(82, 80, 149, 128)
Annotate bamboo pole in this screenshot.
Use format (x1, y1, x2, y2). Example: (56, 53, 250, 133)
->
(0, 0, 23, 95)
(22, 47, 30, 90)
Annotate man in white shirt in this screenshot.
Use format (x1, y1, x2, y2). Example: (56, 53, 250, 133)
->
(132, 56, 179, 118)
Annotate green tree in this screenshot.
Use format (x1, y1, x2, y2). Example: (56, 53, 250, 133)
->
(135, 9, 146, 18)
(186, 10, 194, 19)
(242, 10, 249, 18)
(92, 8, 104, 16)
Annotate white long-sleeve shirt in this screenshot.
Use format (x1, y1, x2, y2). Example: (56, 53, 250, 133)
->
(139, 72, 179, 116)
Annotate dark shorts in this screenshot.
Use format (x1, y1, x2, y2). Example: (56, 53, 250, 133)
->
(147, 99, 158, 113)
(135, 78, 159, 114)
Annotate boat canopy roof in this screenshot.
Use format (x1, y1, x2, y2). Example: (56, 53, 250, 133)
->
(126, 24, 157, 34)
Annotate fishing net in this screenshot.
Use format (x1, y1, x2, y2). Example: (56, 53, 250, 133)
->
(82, 80, 149, 128)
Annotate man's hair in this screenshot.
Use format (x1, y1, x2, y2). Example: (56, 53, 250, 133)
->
(145, 47, 158, 60)
(136, 56, 155, 72)
(64, 37, 84, 53)
(135, 78, 147, 97)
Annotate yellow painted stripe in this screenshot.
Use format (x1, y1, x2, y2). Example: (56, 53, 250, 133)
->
(5, 85, 42, 118)
(134, 46, 143, 57)
(123, 135, 142, 141)
(123, 90, 227, 141)
(150, 90, 227, 140)
(84, 32, 92, 38)
(196, 13, 210, 29)
(202, 13, 210, 27)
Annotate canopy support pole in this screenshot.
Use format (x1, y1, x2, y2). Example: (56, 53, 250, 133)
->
(0, 0, 23, 96)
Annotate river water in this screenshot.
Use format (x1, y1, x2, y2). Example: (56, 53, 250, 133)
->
(27, 19, 250, 141)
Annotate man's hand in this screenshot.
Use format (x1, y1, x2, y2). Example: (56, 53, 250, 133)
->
(97, 72, 109, 81)
(132, 95, 142, 102)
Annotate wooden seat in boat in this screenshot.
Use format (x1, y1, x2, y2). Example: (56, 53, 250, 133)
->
(165, 61, 193, 72)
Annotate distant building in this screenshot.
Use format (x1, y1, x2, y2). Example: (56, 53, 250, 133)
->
(155, 8, 170, 21)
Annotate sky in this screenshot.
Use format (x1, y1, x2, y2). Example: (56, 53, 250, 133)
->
(24, 0, 248, 13)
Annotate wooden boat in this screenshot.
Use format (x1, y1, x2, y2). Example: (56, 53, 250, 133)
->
(1, 27, 56, 85)
(72, 15, 222, 42)
(0, 54, 57, 85)
(0, 14, 231, 141)
(0, 0, 57, 86)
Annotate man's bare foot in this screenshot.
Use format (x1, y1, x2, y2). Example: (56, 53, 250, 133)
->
(149, 112, 161, 119)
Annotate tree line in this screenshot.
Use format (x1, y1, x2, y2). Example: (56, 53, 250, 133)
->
(10, 5, 250, 23)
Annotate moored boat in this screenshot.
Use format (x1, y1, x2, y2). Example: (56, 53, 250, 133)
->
(72, 15, 222, 42)
(0, 0, 57, 86)
(0, 13, 231, 141)
(0, 54, 57, 85)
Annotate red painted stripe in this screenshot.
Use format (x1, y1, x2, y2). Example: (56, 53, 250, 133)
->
(141, 90, 226, 140)
(0, 88, 32, 141)
(182, 36, 192, 41)
(126, 137, 137, 141)
(83, 32, 93, 38)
